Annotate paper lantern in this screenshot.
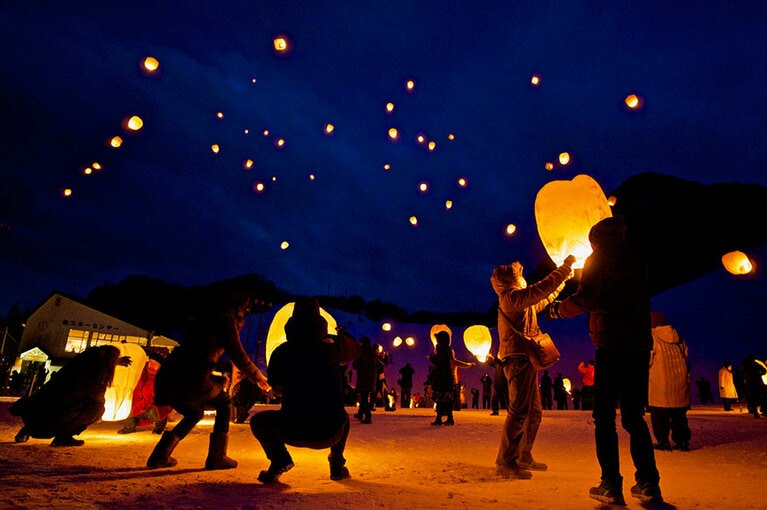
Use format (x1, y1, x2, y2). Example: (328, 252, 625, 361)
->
(430, 324, 452, 347)
(463, 325, 492, 362)
(562, 378, 572, 393)
(721, 251, 754, 275)
(534, 174, 612, 269)
(142, 56, 159, 73)
(102, 343, 148, 422)
(392, 336, 403, 348)
(757, 360, 767, 385)
(265, 302, 337, 364)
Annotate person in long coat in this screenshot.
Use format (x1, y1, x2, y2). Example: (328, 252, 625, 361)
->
(250, 297, 360, 483)
(429, 330, 474, 426)
(352, 337, 377, 424)
(647, 312, 691, 451)
(718, 362, 739, 411)
(11, 344, 131, 446)
(146, 280, 269, 470)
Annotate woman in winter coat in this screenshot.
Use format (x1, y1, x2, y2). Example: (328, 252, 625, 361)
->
(11, 344, 131, 446)
(718, 362, 739, 411)
(647, 312, 691, 451)
(429, 329, 474, 426)
(146, 280, 269, 470)
(352, 336, 377, 424)
(250, 297, 360, 483)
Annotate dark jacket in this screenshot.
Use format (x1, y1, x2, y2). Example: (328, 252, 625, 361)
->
(555, 217, 653, 352)
(353, 341, 378, 393)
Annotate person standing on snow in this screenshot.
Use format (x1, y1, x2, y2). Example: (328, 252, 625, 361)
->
(718, 362, 739, 412)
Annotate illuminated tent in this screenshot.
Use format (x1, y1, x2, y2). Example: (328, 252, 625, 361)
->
(265, 302, 337, 365)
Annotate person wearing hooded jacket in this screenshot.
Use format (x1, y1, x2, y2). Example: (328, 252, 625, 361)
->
(549, 216, 662, 505)
(250, 297, 360, 483)
(146, 280, 269, 470)
(647, 311, 691, 451)
(491, 254, 574, 479)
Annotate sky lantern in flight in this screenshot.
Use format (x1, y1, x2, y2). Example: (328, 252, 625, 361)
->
(405, 79, 415, 92)
(62, 188, 73, 197)
(123, 115, 143, 132)
(430, 324, 452, 348)
(386, 102, 395, 113)
(109, 136, 123, 148)
(280, 241, 290, 250)
(558, 152, 570, 165)
(382, 322, 392, 332)
(427, 141, 436, 151)
(457, 177, 468, 188)
(545, 162, 554, 171)
(409, 216, 418, 226)
(275, 138, 285, 148)
(243, 159, 254, 169)
(392, 336, 403, 347)
(448, 133, 455, 141)
(624, 94, 643, 110)
(506, 224, 517, 236)
(721, 250, 754, 275)
(445, 200, 453, 210)
(265, 302, 337, 364)
(102, 343, 147, 421)
(405, 337, 415, 347)
(253, 181, 265, 193)
(210, 144, 220, 154)
(142, 56, 159, 73)
(418, 181, 429, 193)
(388, 128, 399, 140)
(324, 123, 335, 134)
(534, 174, 612, 269)
(273, 35, 291, 55)
(463, 325, 492, 362)
(384, 163, 391, 171)
(530, 74, 541, 86)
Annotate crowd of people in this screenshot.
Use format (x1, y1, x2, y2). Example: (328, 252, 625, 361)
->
(4, 217, 767, 507)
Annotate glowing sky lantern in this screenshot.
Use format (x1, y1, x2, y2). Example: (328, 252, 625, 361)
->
(216, 112, 224, 119)
(211, 144, 220, 154)
(405, 79, 415, 92)
(386, 102, 395, 113)
(62, 188, 73, 197)
(445, 200, 453, 210)
(253, 181, 265, 193)
(275, 138, 285, 148)
(463, 325, 492, 362)
(325, 123, 335, 134)
(263, 129, 270, 136)
(409, 216, 418, 226)
(102, 343, 147, 421)
(721, 250, 754, 275)
(506, 224, 517, 235)
(405, 337, 415, 347)
(457, 177, 468, 187)
(448, 133, 455, 141)
(558, 152, 570, 165)
(142, 56, 159, 73)
(124, 115, 143, 132)
(265, 302, 337, 364)
(531, 74, 541, 86)
(243, 159, 254, 169)
(382, 322, 392, 332)
(418, 181, 429, 193)
(280, 241, 289, 250)
(427, 141, 436, 151)
(388, 128, 399, 140)
(416, 134, 425, 144)
(625, 94, 642, 109)
(534, 174, 613, 269)
(392, 336, 403, 347)
(92, 162, 101, 170)
(607, 195, 617, 206)
(563, 378, 572, 393)
(273, 35, 291, 54)
(384, 163, 391, 171)
(545, 162, 554, 171)
(430, 324, 452, 347)
(109, 136, 123, 148)
(309, 173, 316, 180)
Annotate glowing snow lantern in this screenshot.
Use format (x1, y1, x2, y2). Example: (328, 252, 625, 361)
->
(392, 336, 403, 348)
(386, 102, 395, 113)
(388, 128, 399, 140)
(109, 136, 123, 148)
(102, 343, 148, 421)
(625, 94, 642, 109)
(721, 250, 754, 275)
(325, 123, 335, 134)
(265, 302, 337, 364)
(124, 115, 144, 132)
(463, 325, 492, 362)
(409, 216, 418, 226)
(406, 79, 415, 92)
(534, 174, 612, 269)
(280, 241, 289, 250)
(405, 337, 415, 347)
(211, 144, 220, 154)
(558, 152, 570, 165)
(382, 322, 392, 332)
(430, 324, 452, 347)
(142, 56, 159, 73)
(506, 224, 517, 236)
(545, 162, 554, 171)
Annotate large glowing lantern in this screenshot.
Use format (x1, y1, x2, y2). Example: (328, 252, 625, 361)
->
(463, 325, 492, 362)
(721, 250, 754, 275)
(102, 343, 148, 422)
(265, 302, 337, 364)
(757, 360, 767, 385)
(534, 174, 612, 269)
(430, 324, 452, 347)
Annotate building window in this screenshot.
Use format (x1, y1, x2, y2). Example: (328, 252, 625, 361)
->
(65, 329, 89, 353)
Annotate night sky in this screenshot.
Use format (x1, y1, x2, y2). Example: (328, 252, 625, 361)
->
(1, 2, 766, 367)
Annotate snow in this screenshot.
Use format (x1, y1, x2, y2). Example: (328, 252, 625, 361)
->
(2, 399, 766, 509)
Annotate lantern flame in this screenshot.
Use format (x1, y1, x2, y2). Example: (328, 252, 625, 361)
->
(463, 325, 492, 362)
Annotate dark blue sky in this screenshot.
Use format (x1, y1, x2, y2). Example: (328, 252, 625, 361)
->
(1, 2, 766, 367)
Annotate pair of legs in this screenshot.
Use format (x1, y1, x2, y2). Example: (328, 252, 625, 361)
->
(432, 400, 454, 425)
(495, 355, 542, 473)
(357, 391, 373, 423)
(250, 410, 350, 482)
(649, 407, 691, 450)
(592, 349, 660, 494)
(147, 389, 235, 470)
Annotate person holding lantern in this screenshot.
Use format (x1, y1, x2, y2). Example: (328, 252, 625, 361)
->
(429, 329, 474, 426)
(146, 280, 270, 470)
(490, 254, 574, 479)
(548, 216, 663, 505)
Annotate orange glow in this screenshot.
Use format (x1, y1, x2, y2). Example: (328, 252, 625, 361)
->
(445, 200, 453, 210)
(405, 337, 415, 347)
(405, 79, 415, 92)
(62, 188, 73, 197)
(275, 138, 285, 148)
(457, 177, 468, 187)
(382, 322, 392, 331)
(253, 181, 265, 193)
(722, 251, 754, 275)
(418, 181, 429, 193)
(263, 129, 270, 136)
(545, 162, 554, 171)
(607, 195, 617, 206)
(392, 337, 403, 348)
(463, 325, 492, 362)
(416, 134, 425, 144)
(325, 123, 335, 134)
(625, 94, 642, 109)
(124, 115, 143, 131)
(448, 133, 455, 141)
(409, 216, 418, 226)
(388, 128, 399, 140)
(280, 241, 290, 250)
(216, 112, 224, 119)
(506, 224, 517, 235)
(109, 136, 123, 148)
(273, 36, 290, 53)
(427, 141, 436, 151)
(211, 144, 220, 154)
(531, 74, 541, 86)
(309, 173, 316, 180)
(83, 167, 93, 175)
(142, 56, 159, 72)
(558, 152, 570, 165)
(243, 159, 254, 169)
(386, 102, 395, 113)
(384, 163, 391, 170)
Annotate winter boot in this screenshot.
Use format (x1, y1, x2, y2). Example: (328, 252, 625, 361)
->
(329, 454, 350, 480)
(205, 432, 238, 470)
(51, 435, 85, 447)
(117, 417, 137, 434)
(589, 479, 625, 506)
(14, 427, 29, 443)
(147, 431, 181, 468)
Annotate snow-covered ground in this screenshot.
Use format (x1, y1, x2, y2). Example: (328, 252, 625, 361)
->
(1, 399, 765, 509)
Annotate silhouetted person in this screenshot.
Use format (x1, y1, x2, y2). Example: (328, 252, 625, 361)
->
(429, 329, 473, 426)
(147, 281, 269, 470)
(578, 360, 595, 411)
(719, 362, 738, 411)
(553, 373, 568, 410)
(11, 345, 131, 446)
(398, 362, 415, 408)
(471, 387, 480, 409)
(695, 377, 714, 405)
(741, 355, 766, 419)
(647, 312, 691, 451)
(250, 297, 359, 483)
(540, 370, 553, 411)
(480, 373, 493, 410)
(549, 216, 662, 505)
(352, 336, 377, 424)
